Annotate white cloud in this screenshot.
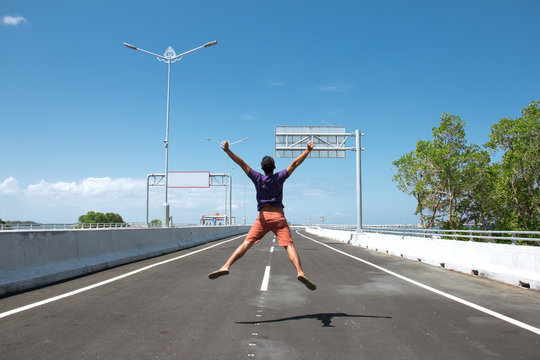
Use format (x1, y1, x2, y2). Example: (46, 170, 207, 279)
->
(316, 79, 350, 92)
(0, 176, 253, 223)
(239, 114, 257, 120)
(0, 177, 21, 195)
(299, 189, 328, 198)
(286, 182, 334, 199)
(2, 15, 28, 26)
(317, 85, 338, 92)
(25, 177, 146, 208)
(326, 109, 344, 117)
(268, 80, 283, 86)
(1, 175, 352, 224)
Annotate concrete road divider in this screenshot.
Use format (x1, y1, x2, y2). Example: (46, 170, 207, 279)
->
(0, 226, 249, 297)
(305, 227, 540, 290)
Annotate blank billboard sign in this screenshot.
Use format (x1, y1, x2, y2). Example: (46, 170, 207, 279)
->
(167, 171, 210, 188)
(275, 126, 353, 158)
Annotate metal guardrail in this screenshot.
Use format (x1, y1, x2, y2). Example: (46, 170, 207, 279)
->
(3, 223, 538, 245)
(0, 223, 142, 231)
(0, 222, 241, 231)
(309, 224, 540, 245)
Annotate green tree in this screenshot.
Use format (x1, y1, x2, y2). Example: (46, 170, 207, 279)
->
(428, 114, 474, 229)
(394, 101, 539, 232)
(393, 142, 441, 228)
(78, 211, 124, 224)
(394, 113, 479, 229)
(485, 101, 539, 230)
(150, 219, 162, 227)
(393, 150, 429, 227)
(458, 146, 497, 229)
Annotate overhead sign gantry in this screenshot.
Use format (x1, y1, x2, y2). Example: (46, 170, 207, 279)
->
(275, 126, 364, 231)
(146, 172, 232, 227)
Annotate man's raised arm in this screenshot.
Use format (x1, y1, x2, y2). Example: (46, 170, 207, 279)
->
(286, 141, 314, 176)
(222, 140, 251, 176)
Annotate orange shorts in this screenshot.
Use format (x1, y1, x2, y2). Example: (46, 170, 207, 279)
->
(245, 208, 293, 247)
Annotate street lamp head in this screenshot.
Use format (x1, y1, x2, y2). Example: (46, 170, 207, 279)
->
(123, 43, 138, 50)
(204, 40, 218, 48)
(204, 137, 221, 144)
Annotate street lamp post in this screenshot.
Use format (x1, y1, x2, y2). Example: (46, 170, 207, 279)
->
(204, 137, 250, 225)
(124, 40, 218, 227)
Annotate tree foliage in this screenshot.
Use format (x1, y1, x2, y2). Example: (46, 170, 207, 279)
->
(78, 211, 124, 224)
(393, 101, 539, 231)
(485, 101, 540, 230)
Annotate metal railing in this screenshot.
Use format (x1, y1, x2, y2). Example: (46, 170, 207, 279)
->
(0, 222, 243, 231)
(0, 223, 141, 231)
(308, 224, 540, 245)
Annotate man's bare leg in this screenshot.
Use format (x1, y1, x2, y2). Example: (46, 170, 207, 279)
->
(209, 240, 254, 279)
(223, 240, 254, 269)
(284, 244, 305, 276)
(284, 244, 316, 290)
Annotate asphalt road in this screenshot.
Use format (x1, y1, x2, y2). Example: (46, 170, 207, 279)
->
(1, 229, 539, 359)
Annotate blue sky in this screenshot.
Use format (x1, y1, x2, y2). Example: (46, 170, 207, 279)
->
(1, 0, 539, 225)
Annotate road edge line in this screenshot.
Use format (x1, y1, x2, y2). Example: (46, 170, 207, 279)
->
(0, 234, 245, 319)
(297, 230, 540, 336)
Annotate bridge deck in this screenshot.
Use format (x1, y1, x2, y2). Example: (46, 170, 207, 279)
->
(1, 229, 539, 359)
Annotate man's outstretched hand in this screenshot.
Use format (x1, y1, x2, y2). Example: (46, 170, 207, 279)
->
(220, 140, 251, 175)
(221, 140, 230, 152)
(307, 140, 314, 151)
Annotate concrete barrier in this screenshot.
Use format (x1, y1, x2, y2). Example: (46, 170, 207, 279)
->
(305, 227, 540, 290)
(0, 226, 249, 297)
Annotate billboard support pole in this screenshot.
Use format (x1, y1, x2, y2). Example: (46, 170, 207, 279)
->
(229, 176, 233, 225)
(355, 129, 363, 232)
(209, 173, 231, 225)
(146, 174, 165, 227)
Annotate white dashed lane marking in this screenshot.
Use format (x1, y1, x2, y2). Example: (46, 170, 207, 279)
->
(260, 266, 271, 292)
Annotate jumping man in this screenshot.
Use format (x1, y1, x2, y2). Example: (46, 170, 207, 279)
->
(208, 140, 317, 291)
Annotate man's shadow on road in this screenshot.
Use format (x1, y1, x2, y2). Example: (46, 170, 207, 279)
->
(235, 312, 392, 328)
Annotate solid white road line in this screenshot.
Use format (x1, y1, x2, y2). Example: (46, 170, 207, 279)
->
(260, 266, 271, 292)
(297, 230, 540, 336)
(0, 234, 246, 320)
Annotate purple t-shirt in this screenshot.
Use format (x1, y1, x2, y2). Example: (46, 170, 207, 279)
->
(248, 168, 290, 211)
